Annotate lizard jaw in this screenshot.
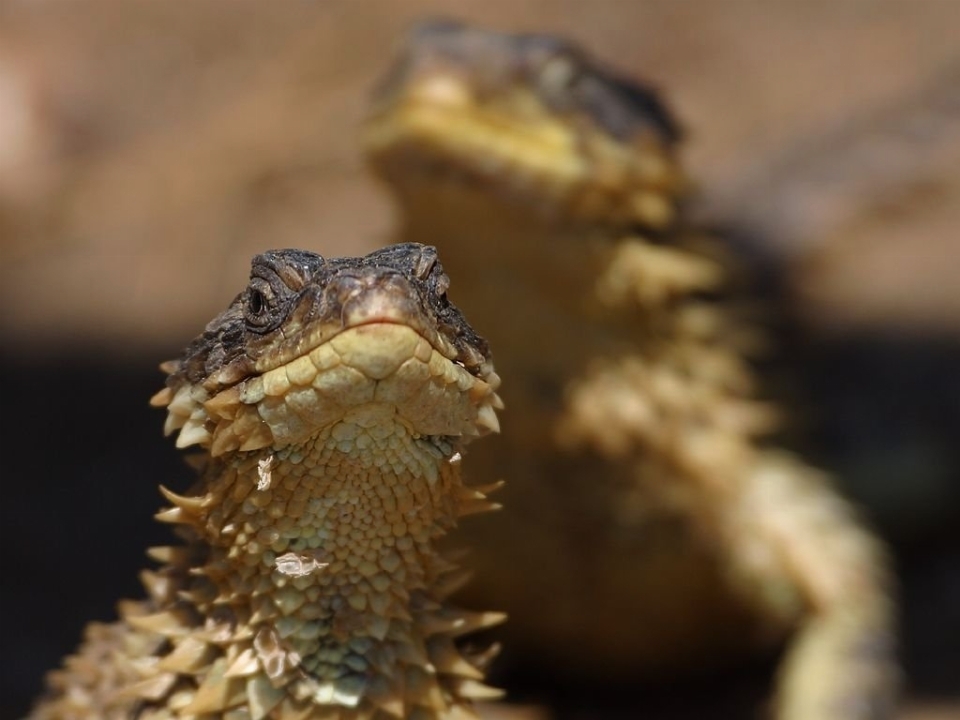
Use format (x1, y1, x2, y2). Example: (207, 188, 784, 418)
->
(154, 322, 501, 456)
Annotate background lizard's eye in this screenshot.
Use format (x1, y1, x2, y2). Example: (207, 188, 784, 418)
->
(538, 54, 577, 97)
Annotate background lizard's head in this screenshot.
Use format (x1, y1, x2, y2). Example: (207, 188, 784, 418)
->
(151, 242, 501, 456)
(365, 19, 687, 231)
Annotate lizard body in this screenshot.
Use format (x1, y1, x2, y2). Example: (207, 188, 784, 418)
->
(29, 243, 504, 720)
(364, 21, 897, 719)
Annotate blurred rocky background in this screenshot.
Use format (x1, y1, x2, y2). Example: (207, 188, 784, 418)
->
(1, 1, 957, 718)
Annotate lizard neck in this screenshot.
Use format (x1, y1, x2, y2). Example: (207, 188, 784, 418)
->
(395, 178, 610, 298)
(393, 179, 614, 354)
(155, 409, 494, 716)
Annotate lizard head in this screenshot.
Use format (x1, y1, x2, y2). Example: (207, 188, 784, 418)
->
(151, 242, 501, 457)
(365, 19, 686, 231)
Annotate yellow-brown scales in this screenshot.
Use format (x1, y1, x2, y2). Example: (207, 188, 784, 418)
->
(28, 244, 504, 720)
(364, 21, 897, 720)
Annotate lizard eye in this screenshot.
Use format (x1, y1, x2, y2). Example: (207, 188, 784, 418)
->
(244, 281, 276, 330)
(249, 289, 266, 315)
(538, 54, 578, 96)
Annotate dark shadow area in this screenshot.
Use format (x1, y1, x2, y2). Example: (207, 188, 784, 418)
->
(488, 642, 777, 720)
(798, 337, 960, 699)
(0, 352, 192, 718)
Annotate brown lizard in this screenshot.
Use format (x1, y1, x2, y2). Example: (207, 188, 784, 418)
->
(364, 20, 897, 719)
(28, 243, 504, 720)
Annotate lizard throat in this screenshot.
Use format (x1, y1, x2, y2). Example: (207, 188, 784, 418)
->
(150, 416, 497, 715)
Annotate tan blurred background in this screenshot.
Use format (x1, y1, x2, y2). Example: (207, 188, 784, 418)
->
(1, 2, 958, 718)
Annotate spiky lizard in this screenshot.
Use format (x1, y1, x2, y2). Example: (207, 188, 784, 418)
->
(363, 20, 898, 720)
(28, 243, 504, 720)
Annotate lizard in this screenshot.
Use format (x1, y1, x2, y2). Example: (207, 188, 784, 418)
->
(27, 242, 505, 720)
(362, 20, 897, 720)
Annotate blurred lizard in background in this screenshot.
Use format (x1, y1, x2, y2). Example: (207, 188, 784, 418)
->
(364, 20, 897, 720)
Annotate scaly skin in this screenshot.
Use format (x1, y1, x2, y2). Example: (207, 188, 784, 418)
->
(364, 21, 897, 719)
(28, 243, 504, 720)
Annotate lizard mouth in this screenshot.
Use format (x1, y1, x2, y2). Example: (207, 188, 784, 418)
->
(245, 279, 490, 382)
(155, 318, 501, 457)
(367, 74, 592, 191)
